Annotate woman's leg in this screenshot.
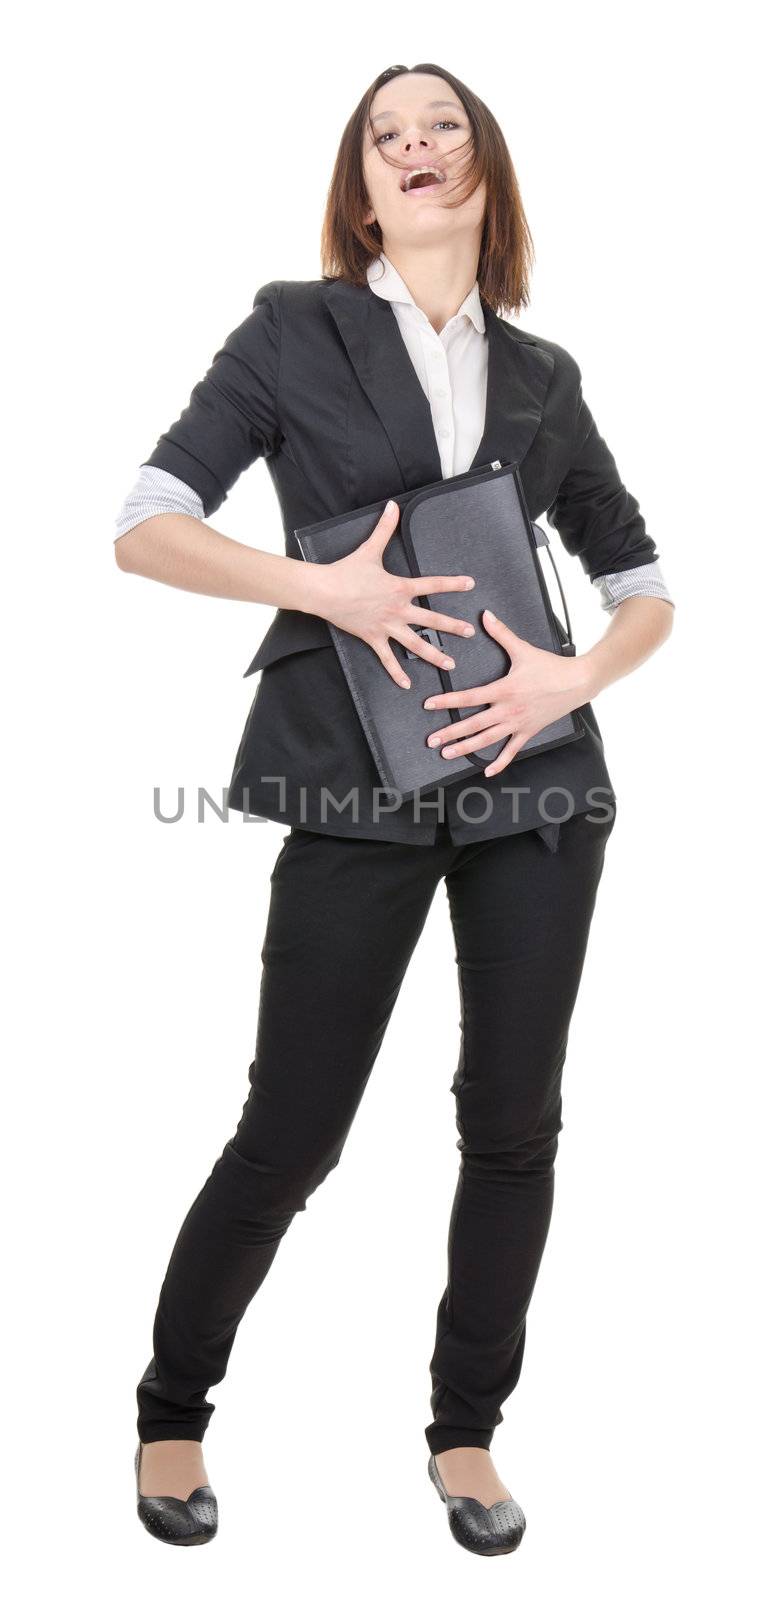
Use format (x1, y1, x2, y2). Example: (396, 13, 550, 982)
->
(136, 827, 445, 1446)
(425, 806, 616, 1460)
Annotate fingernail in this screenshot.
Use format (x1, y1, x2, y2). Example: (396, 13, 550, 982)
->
(401, 676, 410, 688)
(428, 736, 440, 748)
(424, 699, 437, 709)
(465, 578, 475, 589)
(463, 625, 475, 637)
(483, 608, 493, 619)
(386, 499, 396, 513)
(443, 658, 455, 669)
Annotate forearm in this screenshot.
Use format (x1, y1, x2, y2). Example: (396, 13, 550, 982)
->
(580, 595, 675, 698)
(114, 513, 327, 614)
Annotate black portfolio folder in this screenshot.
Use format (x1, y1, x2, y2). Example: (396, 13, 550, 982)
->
(294, 459, 584, 801)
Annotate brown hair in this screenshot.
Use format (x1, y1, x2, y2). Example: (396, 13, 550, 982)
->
(320, 63, 535, 317)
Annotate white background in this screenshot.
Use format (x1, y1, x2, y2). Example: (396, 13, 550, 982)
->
(4, 2, 755, 1593)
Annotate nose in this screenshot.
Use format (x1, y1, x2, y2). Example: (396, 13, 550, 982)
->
(403, 134, 430, 154)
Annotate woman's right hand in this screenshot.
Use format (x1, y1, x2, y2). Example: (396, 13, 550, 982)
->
(306, 499, 477, 689)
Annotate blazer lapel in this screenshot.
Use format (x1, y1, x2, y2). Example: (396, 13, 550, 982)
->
(324, 278, 555, 491)
(471, 303, 555, 472)
(325, 278, 443, 487)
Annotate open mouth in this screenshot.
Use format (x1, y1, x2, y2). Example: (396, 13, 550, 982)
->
(399, 165, 446, 193)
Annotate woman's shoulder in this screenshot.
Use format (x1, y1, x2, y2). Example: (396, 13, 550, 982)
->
(496, 313, 582, 387)
(247, 277, 356, 338)
(252, 276, 343, 309)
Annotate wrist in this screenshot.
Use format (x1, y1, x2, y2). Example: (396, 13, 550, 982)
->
(286, 556, 331, 619)
(573, 649, 606, 701)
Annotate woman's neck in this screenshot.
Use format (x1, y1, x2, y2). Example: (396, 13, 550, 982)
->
(380, 240, 481, 333)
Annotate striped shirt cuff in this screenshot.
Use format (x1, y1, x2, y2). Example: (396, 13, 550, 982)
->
(592, 560, 674, 613)
(114, 464, 205, 540)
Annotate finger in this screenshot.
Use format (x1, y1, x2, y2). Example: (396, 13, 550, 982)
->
(438, 725, 518, 759)
(423, 684, 499, 710)
(407, 574, 476, 597)
(392, 626, 457, 672)
(372, 640, 412, 690)
(368, 499, 401, 551)
(406, 604, 476, 640)
(483, 730, 530, 776)
(426, 708, 500, 747)
(481, 607, 526, 655)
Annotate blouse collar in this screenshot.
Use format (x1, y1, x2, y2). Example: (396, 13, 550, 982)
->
(366, 250, 485, 334)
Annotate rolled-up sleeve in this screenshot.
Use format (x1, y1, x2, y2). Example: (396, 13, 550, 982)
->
(114, 464, 205, 540)
(592, 561, 674, 612)
(139, 281, 282, 519)
(546, 372, 674, 609)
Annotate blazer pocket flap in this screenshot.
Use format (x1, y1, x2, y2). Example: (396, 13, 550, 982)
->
(243, 610, 333, 676)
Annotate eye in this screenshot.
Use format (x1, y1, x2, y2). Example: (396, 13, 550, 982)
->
(376, 119, 461, 145)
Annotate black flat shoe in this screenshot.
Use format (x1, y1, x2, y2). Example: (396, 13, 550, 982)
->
(135, 1441, 218, 1546)
(428, 1453, 526, 1557)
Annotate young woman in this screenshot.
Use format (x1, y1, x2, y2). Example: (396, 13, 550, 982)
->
(117, 63, 674, 1557)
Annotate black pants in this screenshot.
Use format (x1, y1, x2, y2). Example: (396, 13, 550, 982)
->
(136, 806, 615, 1454)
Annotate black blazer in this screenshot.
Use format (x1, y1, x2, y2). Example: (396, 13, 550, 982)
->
(142, 277, 660, 843)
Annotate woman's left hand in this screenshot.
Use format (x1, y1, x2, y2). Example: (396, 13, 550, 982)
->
(422, 608, 597, 776)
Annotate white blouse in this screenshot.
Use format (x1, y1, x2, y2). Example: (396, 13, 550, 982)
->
(114, 251, 672, 618)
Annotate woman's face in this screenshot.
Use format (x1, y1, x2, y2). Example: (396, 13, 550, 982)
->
(362, 72, 486, 250)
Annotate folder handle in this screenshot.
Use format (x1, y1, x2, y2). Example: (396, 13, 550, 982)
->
(531, 522, 574, 651)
